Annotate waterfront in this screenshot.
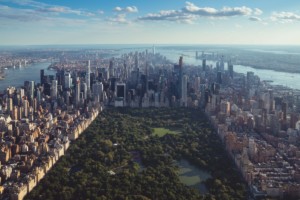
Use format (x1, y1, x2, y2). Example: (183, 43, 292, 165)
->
(0, 62, 55, 92)
(1, 47, 300, 92)
(112, 45, 300, 89)
(157, 49, 300, 90)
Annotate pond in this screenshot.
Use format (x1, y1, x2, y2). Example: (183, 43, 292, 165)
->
(177, 159, 212, 194)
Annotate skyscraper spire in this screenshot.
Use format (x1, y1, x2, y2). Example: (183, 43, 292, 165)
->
(179, 56, 183, 68)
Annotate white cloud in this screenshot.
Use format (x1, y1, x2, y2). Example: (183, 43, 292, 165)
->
(97, 10, 104, 15)
(249, 16, 262, 21)
(109, 14, 130, 24)
(0, 0, 98, 17)
(37, 6, 79, 15)
(250, 10, 300, 25)
(254, 8, 263, 16)
(114, 6, 138, 13)
(114, 7, 122, 12)
(46, 7, 67, 13)
(0, 5, 42, 21)
(139, 2, 255, 23)
(183, 2, 252, 17)
(184, 1, 209, 12)
(271, 11, 300, 23)
(37, 6, 95, 17)
(138, 9, 198, 24)
(218, 6, 252, 16)
(1, 0, 47, 8)
(0, 6, 88, 27)
(125, 6, 138, 13)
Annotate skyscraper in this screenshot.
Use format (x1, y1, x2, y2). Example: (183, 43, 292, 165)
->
(220, 55, 225, 72)
(282, 102, 287, 120)
(173, 56, 183, 99)
(75, 78, 80, 107)
(179, 56, 183, 99)
(40, 70, 44, 85)
(181, 75, 188, 107)
(135, 52, 139, 70)
(145, 61, 149, 94)
(179, 56, 183, 67)
(37, 88, 41, 104)
(115, 83, 126, 107)
(23, 99, 29, 118)
(56, 69, 65, 87)
(116, 83, 126, 99)
(82, 82, 87, 100)
(228, 61, 234, 78)
(202, 59, 206, 71)
(7, 98, 13, 115)
(109, 60, 114, 79)
(64, 73, 72, 89)
(28, 81, 35, 100)
(19, 88, 25, 99)
(51, 80, 58, 100)
(269, 89, 274, 112)
(86, 60, 91, 93)
(194, 76, 200, 93)
(92, 82, 104, 103)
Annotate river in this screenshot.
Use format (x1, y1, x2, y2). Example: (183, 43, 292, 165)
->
(0, 62, 55, 92)
(157, 49, 300, 90)
(1, 48, 300, 92)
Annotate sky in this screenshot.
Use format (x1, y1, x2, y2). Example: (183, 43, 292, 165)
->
(1, 0, 300, 45)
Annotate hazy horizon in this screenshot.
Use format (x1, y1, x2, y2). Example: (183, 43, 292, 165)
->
(1, 43, 300, 48)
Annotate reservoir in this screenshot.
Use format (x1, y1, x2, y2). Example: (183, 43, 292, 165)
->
(177, 159, 211, 194)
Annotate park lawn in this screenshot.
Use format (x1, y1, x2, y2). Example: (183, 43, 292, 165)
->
(152, 127, 180, 137)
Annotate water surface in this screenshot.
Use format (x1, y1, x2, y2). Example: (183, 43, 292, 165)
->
(177, 159, 211, 194)
(0, 62, 55, 92)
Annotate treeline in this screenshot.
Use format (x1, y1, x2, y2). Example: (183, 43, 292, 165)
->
(25, 108, 247, 200)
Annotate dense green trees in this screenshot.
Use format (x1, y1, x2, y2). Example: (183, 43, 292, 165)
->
(25, 108, 247, 200)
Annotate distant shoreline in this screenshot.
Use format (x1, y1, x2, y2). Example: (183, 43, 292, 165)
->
(234, 62, 300, 74)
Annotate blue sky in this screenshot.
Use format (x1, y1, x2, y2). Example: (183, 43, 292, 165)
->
(1, 0, 300, 45)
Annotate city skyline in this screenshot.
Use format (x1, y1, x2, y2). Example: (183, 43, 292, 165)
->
(1, 0, 300, 45)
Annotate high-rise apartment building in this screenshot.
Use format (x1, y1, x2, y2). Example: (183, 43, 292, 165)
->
(86, 60, 91, 93)
(51, 80, 58, 100)
(181, 75, 188, 107)
(75, 78, 80, 107)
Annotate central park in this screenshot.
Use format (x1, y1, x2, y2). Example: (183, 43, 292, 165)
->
(25, 108, 247, 200)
